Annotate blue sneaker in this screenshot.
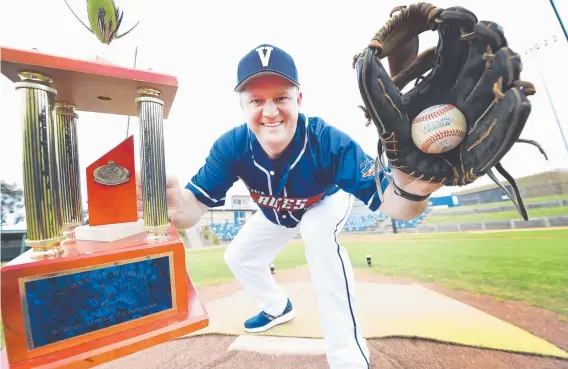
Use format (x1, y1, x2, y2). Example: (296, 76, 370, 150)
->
(244, 298, 296, 333)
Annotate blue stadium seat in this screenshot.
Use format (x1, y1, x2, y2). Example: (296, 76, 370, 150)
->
(342, 212, 389, 232)
(393, 208, 430, 229)
(207, 221, 246, 241)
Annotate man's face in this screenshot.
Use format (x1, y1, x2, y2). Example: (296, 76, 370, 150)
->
(240, 75, 302, 158)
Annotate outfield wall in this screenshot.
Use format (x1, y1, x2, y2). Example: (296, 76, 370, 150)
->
(454, 169, 568, 201)
(396, 215, 568, 233)
(432, 199, 568, 216)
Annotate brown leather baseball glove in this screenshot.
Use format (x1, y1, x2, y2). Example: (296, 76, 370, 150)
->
(353, 2, 548, 220)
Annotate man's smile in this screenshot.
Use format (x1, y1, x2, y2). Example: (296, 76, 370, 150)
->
(261, 121, 283, 128)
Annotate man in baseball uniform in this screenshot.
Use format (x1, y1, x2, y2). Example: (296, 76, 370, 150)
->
(137, 44, 442, 368)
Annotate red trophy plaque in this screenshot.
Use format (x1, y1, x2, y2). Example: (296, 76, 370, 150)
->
(85, 135, 138, 227)
(1, 46, 209, 369)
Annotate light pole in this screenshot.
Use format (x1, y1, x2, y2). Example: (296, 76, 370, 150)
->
(549, 0, 567, 41)
(524, 35, 568, 156)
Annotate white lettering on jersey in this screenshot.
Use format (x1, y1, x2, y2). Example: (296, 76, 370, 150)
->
(293, 199, 307, 210)
(250, 191, 323, 212)
(255, 46, 273, 67)
(281, 198, 294, 210)
(249, 188, 266, 196)
(257, 196, 270, 206)
(268, 197, 282, 208)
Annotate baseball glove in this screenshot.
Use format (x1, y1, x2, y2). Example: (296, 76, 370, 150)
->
(353, 2, 548, 220)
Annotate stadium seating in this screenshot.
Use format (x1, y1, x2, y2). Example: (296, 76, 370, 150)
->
(344, 208, 431, 232)
(207, 221, 245, 241)
(392, 210, 430, 229)
(343, 213, 388, 232)
(206, 209, 429, 242)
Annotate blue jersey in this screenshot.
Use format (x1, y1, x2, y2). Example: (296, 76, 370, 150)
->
(186, 113, 391, 228)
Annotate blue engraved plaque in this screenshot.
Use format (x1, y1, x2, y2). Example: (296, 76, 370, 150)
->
(20, 254, 175, 350)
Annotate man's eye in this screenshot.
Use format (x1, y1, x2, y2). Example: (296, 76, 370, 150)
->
(277, 97, 288, 101)
(251, 99, 262, 104)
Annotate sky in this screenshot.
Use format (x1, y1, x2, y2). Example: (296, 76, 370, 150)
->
(1, 0, 567, 208)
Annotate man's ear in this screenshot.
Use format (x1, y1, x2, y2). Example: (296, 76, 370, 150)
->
(296, 88, 303, 108)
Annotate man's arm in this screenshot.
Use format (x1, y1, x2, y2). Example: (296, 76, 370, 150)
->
(377, 183, 429, 220)
(171, 189, 210, 229)
(176, 129, 240, 226)
(136, 174, 211, 230)
(137, 127, 239, 229)
(320, 123, 438, 221)
(377, 166, 441, 220)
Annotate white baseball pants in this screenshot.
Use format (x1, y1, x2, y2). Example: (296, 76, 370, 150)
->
(224, 190, 370, 369)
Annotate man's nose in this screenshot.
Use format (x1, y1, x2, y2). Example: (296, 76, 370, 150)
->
(262, 100, 278, 118)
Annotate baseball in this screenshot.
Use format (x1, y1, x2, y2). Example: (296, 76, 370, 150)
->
(411, 104, 467, 154)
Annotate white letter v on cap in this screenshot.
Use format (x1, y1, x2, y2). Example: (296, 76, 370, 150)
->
(256, 46, 273, 67)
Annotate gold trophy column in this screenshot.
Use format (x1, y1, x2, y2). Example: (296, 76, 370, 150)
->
(136, 88, 169, 242)
(15, 72, 64, 257)
(55, 102, 84, 240)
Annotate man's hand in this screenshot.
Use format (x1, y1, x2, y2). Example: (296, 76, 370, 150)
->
(136, 173, 185, 222)
(390, 167, 444, 197)
(136, 173, 210, 229)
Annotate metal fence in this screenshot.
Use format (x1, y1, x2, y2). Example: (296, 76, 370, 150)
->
(396, 215, 568, 234)
(433, 200, 568, 216)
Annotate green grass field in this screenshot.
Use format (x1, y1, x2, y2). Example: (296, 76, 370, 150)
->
(2, 228, 568, 349)
(185, 229, 568, 316)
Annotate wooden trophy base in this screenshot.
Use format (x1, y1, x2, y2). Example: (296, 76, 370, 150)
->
(1, 226, 208, 369)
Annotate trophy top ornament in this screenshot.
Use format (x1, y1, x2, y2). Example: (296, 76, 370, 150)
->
(93, 160, 130, 186)
(63, 0, 140, 45)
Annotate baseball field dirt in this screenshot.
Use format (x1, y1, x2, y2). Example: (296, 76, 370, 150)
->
(96, 265, 568, 369)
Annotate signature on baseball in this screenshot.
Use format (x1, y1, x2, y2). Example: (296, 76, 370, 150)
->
(423, 117, 452, 134)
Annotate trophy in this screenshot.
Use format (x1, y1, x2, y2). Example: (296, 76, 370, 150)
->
(0, 45, 208, 369)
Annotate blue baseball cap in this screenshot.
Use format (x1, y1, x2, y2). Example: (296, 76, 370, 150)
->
(234, 44, 300, 92)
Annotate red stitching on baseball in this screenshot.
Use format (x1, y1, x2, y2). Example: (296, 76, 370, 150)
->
(412, 105, 455, 124)
(420, 128, 466, 152)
